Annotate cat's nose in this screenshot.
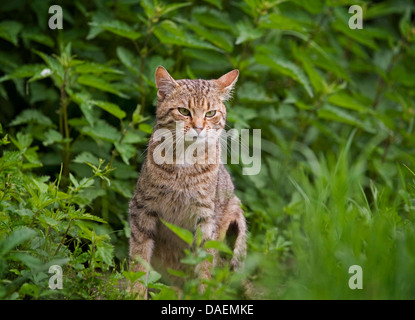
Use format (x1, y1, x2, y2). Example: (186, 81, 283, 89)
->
(194, 126, 204, 135)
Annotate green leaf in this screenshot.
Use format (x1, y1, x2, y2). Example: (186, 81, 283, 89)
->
(317, 104, 368, 130)
(291, 0, 324, 14)
(33, 50, 64, 82)
(183, 21, 234, 52)
(123, 131, 146, 144)
(19, 283, 39, 298)
(70, 210, 107, 223)
(159, 2, 191, 17)
(22, 147, 42, 167)
(91, 100, 126, 120)
(160, 219, 193, 245)
(0, 228, 37, 255)
(38, 214, 59, 227)
(9, 109, 53, 127)
(332, 9, 378, 50)
(203, 0, 222, 10)
(182, 48, 229, 67)
(116, 46, 139, 75)
(78, 177, 95, 189)
(180, 248, 209, 265)
(11, 132, 33, 150)
(75, 62, 123, 75)
(327, 92, 369, 113)
(8, 252, 42, 270)
(69, 92, 95, 126)
(366, 2, 408, 19)
(21, 30, 54, 47)
(294, 51, 326, 95)
(238, 81, 275, 103)
(28, 67, 53, 83)
(123, 271, 146, 282)
(81, 119, 121, 143)
(402, 164, 415, 178)
(77, 75, 128, 98)
(111, 180, 133, 198)
(146, 270, 162, 284)
(255, 52, 314, 98)
(204, 240, 233, 255)
(79, 103, 95, 127)
(138, 123, 153, 134)
(260, 13, 306, 33)
(69, 173, 79, 188)
(0, 151, 22, 170)
(140, 0, 155, 18)
(96, 242, 114, 266)
(154, 20, 220, 52)
(0, 21, 22, 45)
(235, 20, 263, 45)
(167, 268, 187, 278)
(0, 64, 46, 83)
(90, 20, 141, 40)
(73, 152, 100, 167)
(399, 7, 411, 37)
(193, 8, 232, 31)
(43, 129, 64, 146)
(195, 227, 203, 248)
(132, 104, 148, 125)
(114, 141, 136, 165)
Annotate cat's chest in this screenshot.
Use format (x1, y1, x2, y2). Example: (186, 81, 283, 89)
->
(153, 188, 211, 230)
(141, 162, 218, 229)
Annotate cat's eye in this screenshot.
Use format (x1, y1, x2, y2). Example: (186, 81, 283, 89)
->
(205, 110, 216, 118)
(178, 108, 190, 116)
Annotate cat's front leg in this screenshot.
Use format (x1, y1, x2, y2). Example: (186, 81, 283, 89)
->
(128, 197, 159, 299)
(194, 206, 218, 292)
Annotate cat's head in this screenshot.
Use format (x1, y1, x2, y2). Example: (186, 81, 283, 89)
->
(154, 66, 239, 142)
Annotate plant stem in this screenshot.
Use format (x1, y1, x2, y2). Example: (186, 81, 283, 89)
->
(302, 7, 330, 50)
(372, 39, 406, 110)
(135, 20, 153, 115)
(89, 241, 96, 272)
(59, 69, 71, 180)
(54, 218, 72, 256)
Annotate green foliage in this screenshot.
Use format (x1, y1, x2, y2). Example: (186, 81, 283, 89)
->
(1, 0, 415, 300)
(160, 219, 194, 245)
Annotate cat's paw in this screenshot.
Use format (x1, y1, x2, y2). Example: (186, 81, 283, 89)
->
(230, 257, 241, 270)
(127, 282, 148, 300)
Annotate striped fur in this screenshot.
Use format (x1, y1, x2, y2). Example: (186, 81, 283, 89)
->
(129, 66, 246, 298)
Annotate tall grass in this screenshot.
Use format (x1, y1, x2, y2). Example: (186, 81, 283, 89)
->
(1, 0, 415, 300)
(252, 134, 415, 299)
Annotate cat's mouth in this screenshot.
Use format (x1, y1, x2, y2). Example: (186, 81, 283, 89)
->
(183, 133, 218, 147)
(183, 137, 207, 150)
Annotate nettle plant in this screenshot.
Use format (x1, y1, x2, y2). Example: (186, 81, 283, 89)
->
(0, 156, 234, 300)
(124, 221, 246, 300)
(0, 39, 150, 298)
(0, 0, 253, 299)
(0, 0, 415, 300)
(0, 43, 241, 298)
(0, 138, 241, 300)
(0, 129, 125, 299)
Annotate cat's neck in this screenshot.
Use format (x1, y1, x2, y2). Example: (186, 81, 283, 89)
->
(148, 136, 221, 169)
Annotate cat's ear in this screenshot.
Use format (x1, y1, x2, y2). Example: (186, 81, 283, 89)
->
(155, 66, 179, 100)
(216, 69, 239, 101)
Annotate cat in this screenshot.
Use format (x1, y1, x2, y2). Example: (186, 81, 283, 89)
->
(128, 66, 247, 298)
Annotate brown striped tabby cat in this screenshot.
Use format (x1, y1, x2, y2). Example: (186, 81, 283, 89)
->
(128, 66, 247, 298)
